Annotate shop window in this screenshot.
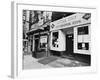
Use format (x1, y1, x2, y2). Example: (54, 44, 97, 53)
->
(40, 43, 47, 48)
(78, 43, 89, 50)
(40, 36, 47, 49)
(52, 32, 59, 48)
(78, 26, 88, 35)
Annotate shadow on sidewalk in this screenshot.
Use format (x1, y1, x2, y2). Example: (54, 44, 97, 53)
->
(38, 56, 58, 65)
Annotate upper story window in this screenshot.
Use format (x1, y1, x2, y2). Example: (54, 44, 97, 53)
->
(51, 12, 75, 22)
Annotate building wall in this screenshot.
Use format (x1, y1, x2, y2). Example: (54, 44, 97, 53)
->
(26, 10, 30, 31)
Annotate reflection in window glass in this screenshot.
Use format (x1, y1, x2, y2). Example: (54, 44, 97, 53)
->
(78, 26, 88, 35)
(78, 43, 89, 50)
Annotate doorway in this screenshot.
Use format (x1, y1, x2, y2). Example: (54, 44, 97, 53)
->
(66, 34, 73, 55)
(35, 39, 39, 52)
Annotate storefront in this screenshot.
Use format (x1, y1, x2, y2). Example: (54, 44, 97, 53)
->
(26, 23, 50, 58)
(32, 31, 48, 52)
(31, 31, 49, 58)
(50, 13, 91, 56)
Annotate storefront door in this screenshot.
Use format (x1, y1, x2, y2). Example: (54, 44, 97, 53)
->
(66, 34, 73, 55)
(35, 39, 39, 52)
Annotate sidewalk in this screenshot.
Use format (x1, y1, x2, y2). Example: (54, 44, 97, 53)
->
(48, 58, 89, 67)
(23, 55, 51, 69)
(23, 54, 89, 69)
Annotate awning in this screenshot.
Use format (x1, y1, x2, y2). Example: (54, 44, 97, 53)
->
(26, 21, 50, 35)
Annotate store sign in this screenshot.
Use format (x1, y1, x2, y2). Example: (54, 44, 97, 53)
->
(50, 13, 91, 31)
(40, 36, 47, 43)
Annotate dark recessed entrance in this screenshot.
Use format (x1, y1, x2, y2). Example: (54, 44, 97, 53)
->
(62, 27, 74, 56)
(35, 39, 39, 52)
(66, 34, 73, 55)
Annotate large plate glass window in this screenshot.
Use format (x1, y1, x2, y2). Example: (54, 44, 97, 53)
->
(40, 36, 47, 49)
(77, 26, 89, 50)
(52, 31, 59, 48)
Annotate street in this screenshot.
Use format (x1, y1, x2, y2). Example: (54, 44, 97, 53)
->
(23, 54, 51, 69)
